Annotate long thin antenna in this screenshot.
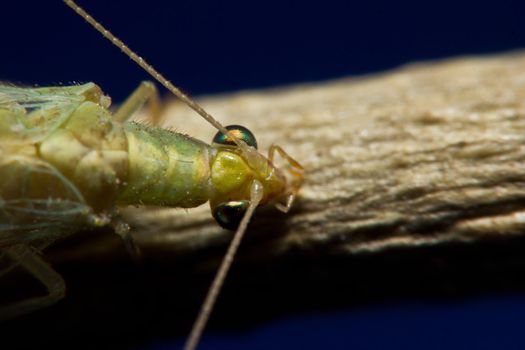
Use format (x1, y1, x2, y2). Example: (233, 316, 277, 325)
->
(183, 180, 263, 350)
(63, 3, 265, 350)
(63, 0, 232, 138)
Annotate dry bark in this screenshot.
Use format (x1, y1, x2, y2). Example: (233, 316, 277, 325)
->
(111, 51, 525, 262)
(6, 52, 525, 348)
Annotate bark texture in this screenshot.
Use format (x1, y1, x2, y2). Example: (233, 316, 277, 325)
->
(6, 52, 525, 349)
(117, 51, 525, 261)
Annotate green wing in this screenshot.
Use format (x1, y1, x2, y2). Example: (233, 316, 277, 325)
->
(0, 83, 107, 145)
(0, 83, 110, 249)
(0, 154, 92, 249)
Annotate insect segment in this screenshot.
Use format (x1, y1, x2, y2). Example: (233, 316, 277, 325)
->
(0, 2, 305, 350)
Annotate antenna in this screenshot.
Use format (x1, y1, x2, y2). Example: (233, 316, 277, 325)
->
(63, 2, 264, 349)
(183, 180, 263, 350)
(63, 0, 241, 145)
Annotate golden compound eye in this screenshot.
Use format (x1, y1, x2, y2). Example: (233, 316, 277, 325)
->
(212, 200, 250, 230)
(212, 125, 258, 149)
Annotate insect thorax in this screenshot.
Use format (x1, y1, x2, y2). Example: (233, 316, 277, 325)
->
(116, 123, 213, 208)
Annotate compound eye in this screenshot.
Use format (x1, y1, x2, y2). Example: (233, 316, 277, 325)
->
(212, 200, 249, 230)
(212, 125, 258, 149)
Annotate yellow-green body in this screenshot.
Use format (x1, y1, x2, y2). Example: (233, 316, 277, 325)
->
(0, 83, 211, 248)
(117, 122, 213, 208)
(37, 96, 216, 211)
(0, 82, 286, 250)
(0, 79, 300, 323)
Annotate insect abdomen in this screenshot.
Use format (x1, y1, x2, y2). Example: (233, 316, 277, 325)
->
(116, 122, 214, 208)
(38, 100, 128, 212)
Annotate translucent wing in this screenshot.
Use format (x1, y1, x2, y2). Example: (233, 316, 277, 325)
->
(0, 83, 109, 145)
(0, 154, 92, 250)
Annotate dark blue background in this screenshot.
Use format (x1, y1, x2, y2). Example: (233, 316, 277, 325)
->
(2, 1, 525, 349)
(159, 296, 525, 350)
(2, 1, 524, 101)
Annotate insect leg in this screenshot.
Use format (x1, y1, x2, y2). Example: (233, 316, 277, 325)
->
(0, 245, 65, 321)
(113, 81, 162, 125)
(112, 218, 142, 263)
(268, 144, 304, 172)
(268, 144, 304, 212)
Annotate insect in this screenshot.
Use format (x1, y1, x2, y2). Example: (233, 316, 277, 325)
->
(0, 1, 304, 349)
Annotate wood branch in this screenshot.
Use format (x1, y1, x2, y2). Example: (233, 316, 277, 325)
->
(114, 51, 525, 262)
(6, 52, 525, 347)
